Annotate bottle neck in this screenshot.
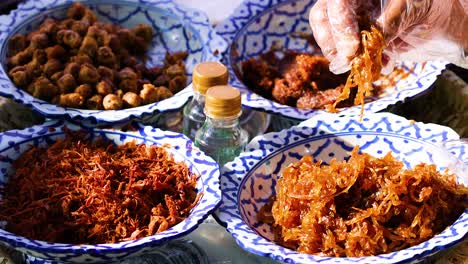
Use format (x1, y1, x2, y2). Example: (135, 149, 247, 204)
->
(205, 115, 240, 128)
(193, 91, 206, 103)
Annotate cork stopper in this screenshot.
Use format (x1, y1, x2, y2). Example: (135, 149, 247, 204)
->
(205, 85, 242, 119)
(192, 62, 229, 94)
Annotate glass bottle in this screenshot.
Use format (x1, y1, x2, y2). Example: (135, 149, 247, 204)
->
(183, 62, 229, 140)
(194, 85, 248, 167)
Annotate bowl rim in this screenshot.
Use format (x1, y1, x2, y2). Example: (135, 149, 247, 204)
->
(0, 0, 227, 124)
(0, 119, 221, 256)
(214, 0, 447, 120)
(214, 112, 468, 264)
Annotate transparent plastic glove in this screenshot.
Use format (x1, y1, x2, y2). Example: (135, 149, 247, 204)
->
(309, 0, 468, 74)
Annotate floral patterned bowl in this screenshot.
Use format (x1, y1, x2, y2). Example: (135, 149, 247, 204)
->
(214, 112, 468, 264)
(0, 120, 221, 263)
(0, 0, 227, 124)
(215, 0, 447, 120)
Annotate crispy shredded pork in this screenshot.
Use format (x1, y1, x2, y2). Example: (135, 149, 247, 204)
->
(259, 147, 467, 257)
(328, 26, 385, 119)
(0, 130, 201, 244)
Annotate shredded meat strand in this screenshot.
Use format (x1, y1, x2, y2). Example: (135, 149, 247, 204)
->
(259, 147, 467, 257)
(328, 26, 385, 119)
(0, 130, 201, 244)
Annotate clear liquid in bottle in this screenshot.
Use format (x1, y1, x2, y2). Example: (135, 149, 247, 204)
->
(182, 62, 229, 141)
(194, 85, 248, 167)
(195, 119, 248, 167)
(182, 93, 206, 140)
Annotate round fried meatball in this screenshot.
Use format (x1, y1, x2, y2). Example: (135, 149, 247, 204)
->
(118, 79, 138, 93)
(86, 94, 103, 110)
(9, 66, 31, 87)
(75, 84, 93, 98)
(67, 3, 86, 20)
(57, 73, 77, 94)
(50, 71, 64, 83)
(97, 66, 115, 81)
(132, 24, 153, 43)
(79, 36, 98, 57)
(43, 59, 63, 77)
(122, 92, 141, 108)
(97, 46, 117, 67)
(45, 45, 65, 60)
(139, 84, 172, 105)
(103, 94, 123, 110)
(117, 29, 136, 48)
(118, 67, 137, 80)
(71, 20, 89, 36)
(29, 32, 49, 49)
(57, 29, 82, 49)
(168, 75, 187, 93)
(59, 93, 84, 108)
(32, 76, 59, 100)
(39, 18, 59, 36)
(96, 80, 113, 95)
(64, 62, 81, 78)
(79, 63, 100, 84)
(8, 48, 33, 67)
(70, 54, 93, 65)
(8, 34, 28, 56)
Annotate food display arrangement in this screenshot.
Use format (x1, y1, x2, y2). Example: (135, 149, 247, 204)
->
(0, 0, 466, 264)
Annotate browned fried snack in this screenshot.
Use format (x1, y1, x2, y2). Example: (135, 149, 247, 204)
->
(242, 51, 349, 109)
(140, 84, 173, 105)
(75, 84, 93, 98)
(86, 94, 103, 110)
(122, 92, 142, 108)
(103, 94, 123, 110)
(58, 93, 84, 108)
(96, 80, 114, 95)
(0, 132, 201, 244)
(56, 73, 77, 94)
(6, 3, 188, 109)
(9, 66, 32, 87)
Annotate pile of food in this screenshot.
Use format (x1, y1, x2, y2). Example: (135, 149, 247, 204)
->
(258, 147, 467, 257)
(7, 3, 187, 110)
(242, 27, 386, 113)
(0, 131, 201, 244)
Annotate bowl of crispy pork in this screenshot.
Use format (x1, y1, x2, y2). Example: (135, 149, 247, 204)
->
(215, 0, 447, 120)
(0, 120, 221, 263)
(215, 112, 468, 264)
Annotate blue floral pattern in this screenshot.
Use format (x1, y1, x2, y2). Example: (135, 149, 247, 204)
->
(215, 112, 468, 264)
(0, 120, 221, 263)
(0, 0, 227, 124)
(215, 0, 447, 120)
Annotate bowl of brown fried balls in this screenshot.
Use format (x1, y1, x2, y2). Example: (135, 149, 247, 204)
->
(0, 0, 226, 124)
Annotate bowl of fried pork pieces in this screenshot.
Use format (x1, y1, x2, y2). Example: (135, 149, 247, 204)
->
(0, 0, 227, 124)
(215, 112, 468, 264)
(215, 0, 447, 120)
(0, 120, 221, 263)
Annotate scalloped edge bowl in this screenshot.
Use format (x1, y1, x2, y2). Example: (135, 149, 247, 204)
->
(215, 0, 447, 120)
(214, 112, 467, 264)
(0, 0, 228, 124)
(0, 120, 221, 263)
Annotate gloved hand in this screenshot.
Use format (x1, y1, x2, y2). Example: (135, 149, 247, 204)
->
(309, 0, 468, 74)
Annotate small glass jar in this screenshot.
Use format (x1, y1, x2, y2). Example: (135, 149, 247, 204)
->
(194, 85, 248, 167)
(183, 62, 229, 140)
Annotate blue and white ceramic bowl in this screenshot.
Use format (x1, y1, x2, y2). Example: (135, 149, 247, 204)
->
(215, 112, 468, 264)
(215, 0, 447, 120)
(0, 120, 221, 263)
(0, 0, 227, 124)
